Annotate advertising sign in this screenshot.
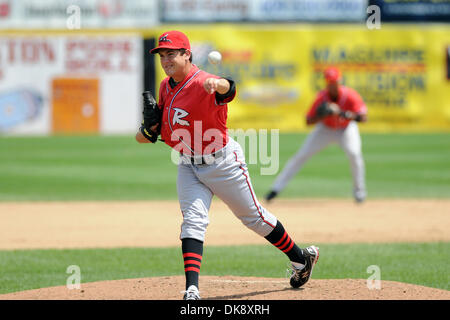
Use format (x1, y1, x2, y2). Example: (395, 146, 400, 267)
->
(0, 33, 142, 135)
(153, 25, 450, 132)
(161, 0, 368, 22)
(370, 0, 450, 22)
(0, 0, 159, 29)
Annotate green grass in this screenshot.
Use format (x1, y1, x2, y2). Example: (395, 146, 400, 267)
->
(249, 132, 450, 199)
(0, 134, 448, 294)
(0, 243, 448, 294)
(0, 133, 449, 201)
(0, 135, 177, 201)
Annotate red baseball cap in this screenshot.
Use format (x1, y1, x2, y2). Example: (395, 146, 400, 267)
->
(324, 67, 341, 83)
(150, 30, 191, 54)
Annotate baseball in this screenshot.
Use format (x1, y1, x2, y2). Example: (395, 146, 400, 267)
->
(208, 51, 222, 65)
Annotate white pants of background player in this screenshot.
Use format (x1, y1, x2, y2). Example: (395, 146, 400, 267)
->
(177, 137, 277, 242)
(271, 121, 366, 201)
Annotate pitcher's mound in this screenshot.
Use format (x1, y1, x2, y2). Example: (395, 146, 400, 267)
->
(1, 276, 448, 300)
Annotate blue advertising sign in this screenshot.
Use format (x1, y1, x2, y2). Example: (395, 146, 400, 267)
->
(370, 0, 450, 22)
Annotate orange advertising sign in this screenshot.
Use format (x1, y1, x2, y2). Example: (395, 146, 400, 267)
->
(52, 78, 99, 134)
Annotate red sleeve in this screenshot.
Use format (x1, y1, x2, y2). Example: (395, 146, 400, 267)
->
(198, 71, 236, 105)
(157, 78, 169, 109)
(306, 92, 326, 118)
(348, 89, 367, 115)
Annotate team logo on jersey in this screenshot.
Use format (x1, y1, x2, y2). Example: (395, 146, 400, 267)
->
(159, 34, 172, 43)
(172, 108, 190, 126)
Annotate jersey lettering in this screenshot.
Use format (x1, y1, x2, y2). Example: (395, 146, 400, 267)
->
(173, 108, 190, 126)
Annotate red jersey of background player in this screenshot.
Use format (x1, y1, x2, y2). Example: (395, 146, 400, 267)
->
(158, 64, 236, 155)
(307, 86, 367, 130)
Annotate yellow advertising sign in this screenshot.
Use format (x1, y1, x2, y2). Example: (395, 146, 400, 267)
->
(150, 25, 450, 132)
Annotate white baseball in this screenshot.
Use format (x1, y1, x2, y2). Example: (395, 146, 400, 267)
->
(208, 51, 222, 65)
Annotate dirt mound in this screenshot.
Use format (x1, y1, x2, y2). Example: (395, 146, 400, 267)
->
(1, 276, 448, 300)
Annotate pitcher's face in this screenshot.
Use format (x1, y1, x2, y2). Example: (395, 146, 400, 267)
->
(158, 49, 190, 78)
(327, 82, 339, 100)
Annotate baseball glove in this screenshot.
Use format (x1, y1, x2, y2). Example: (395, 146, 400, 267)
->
(140, 91, 162, 143)
(316, 102, 341, 117)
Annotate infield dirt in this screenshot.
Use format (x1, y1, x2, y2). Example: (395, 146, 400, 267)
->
(0, 199, 449, 300)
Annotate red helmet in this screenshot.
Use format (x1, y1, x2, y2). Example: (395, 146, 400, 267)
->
(324, 67, 341, 84)
(150, 30, 191, 54)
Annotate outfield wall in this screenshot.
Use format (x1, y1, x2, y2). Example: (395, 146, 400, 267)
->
(0, 24, 449, 135)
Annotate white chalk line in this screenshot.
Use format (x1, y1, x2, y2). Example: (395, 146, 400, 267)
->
(208, 279, 286, 284)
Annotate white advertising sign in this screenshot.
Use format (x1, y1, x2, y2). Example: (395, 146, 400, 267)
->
(0, 34, 142, 135)
(162, 0, 253, 22)
(0, 0, 159, 29)
(161, 0, 367, 22)
(249, 0, 368, 21)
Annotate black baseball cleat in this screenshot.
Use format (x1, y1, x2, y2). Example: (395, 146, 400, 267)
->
(289, 246, 320, 289)
(265, 190, 278, 202)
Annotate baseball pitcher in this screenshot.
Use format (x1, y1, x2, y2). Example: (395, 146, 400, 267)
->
(136, 30, 319, 300)
(266, 67, 368, 203)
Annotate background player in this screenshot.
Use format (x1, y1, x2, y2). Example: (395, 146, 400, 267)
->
(265, 67, 368, 203)
(135, 30, 319, 300)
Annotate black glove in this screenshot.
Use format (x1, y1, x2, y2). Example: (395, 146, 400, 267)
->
(139, 123, 158, 143)
(316, 102, 332, 117)
(141, 91, 162, 143)
(143, 91, 161, 128)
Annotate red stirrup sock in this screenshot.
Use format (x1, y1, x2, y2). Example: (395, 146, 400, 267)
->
(264, 221, 306, 264)
(182, 238, 203, 290)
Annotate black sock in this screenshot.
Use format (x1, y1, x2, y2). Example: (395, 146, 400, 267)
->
(265, 221, 305, 264)
(182, 238, 203, 290)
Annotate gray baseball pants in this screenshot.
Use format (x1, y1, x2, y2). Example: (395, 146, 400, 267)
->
(177, 137, 278, 242)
